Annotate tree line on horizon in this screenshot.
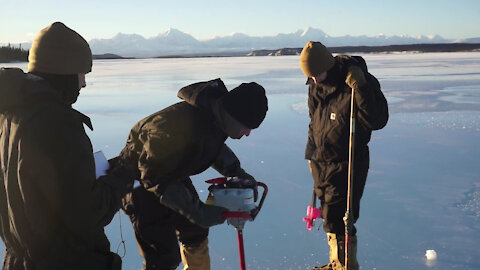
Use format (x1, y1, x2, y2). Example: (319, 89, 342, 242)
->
(0, 44, 29, 63)
(1, 42, 479, 62)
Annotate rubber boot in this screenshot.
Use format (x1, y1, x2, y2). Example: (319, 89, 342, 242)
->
(180, 238, 210, 270)
(312, 233, 359, 270)
(345, 235, 359, 270)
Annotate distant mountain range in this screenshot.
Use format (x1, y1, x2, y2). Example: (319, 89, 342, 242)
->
(2, 27, 479, 58)
(87, 27, 479, 57)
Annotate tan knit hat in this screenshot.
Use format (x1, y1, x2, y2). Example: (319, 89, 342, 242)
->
(28, 22, 92, 74)
(299, 41, 334, 77)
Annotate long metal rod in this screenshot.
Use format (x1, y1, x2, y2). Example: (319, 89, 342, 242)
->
(310, 189, 317, 207)
(237, 230, 246, 270)
(344, 87, 356, 269)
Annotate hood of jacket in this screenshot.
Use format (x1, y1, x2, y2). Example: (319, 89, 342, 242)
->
(177, 78, 247, 139)
(177, 78, 228, 112)
(0, 68, 60, 113)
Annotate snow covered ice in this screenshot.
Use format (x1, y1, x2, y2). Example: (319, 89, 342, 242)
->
(2, 52, 480, 269)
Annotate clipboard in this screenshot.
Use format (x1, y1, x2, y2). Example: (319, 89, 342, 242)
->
(94, 151, 109, 179)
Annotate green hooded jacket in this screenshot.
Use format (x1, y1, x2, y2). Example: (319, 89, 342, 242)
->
(0, 68, 125, 269)
(119, 78, 248, 195)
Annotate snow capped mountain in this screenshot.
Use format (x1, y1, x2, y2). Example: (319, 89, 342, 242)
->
(87, 27, 462, 57)
(153, 28, 200, 45)
(89, 29, 204, 57)
(89, 33, 150, 57)
(300, 27, 328, 40)
(111, 33, 146, 43)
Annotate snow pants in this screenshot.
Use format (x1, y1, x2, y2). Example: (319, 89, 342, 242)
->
(122, 179, 208, 270)
(310, 150, 369, 235)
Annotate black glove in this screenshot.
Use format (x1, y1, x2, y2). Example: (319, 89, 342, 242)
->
(159, 182, 228, 228)
(345, 65, 367, 90)
(97, 157, 137, 195)
(227, 173, 258, 202)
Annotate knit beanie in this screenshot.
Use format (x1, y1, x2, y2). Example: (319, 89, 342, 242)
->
(299, 41, 334, 77)
(220, 82, 268, 129)
(28, 22, 92, 74)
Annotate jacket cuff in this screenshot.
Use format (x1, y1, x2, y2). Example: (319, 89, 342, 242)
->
(305, 142, 315, 160)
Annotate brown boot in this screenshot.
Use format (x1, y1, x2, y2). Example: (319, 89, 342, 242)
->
(180, 238, 210, 270)
(311, 233, 359, 270)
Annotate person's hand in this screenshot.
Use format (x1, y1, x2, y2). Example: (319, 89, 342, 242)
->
(97, 156, 137, 192)
(345, 65, 367, 89)
(196, 203, 228, 227)
(160, 182, 227, 228)
(308, 160, 313, 174)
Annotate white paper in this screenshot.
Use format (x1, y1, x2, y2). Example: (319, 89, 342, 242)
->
(94, 151, 109, 179)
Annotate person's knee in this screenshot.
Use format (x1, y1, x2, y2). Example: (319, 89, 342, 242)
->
(179, 232, 208, 246)
(322, 200, 347, 234)
(176, 219, 209, 245)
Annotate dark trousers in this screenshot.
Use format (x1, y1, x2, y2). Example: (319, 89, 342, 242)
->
(122, 179, 208, 270)
(310, 151, 369, 235)
(2, 248, 120, 270)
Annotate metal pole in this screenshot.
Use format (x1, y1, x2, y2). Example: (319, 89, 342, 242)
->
(344, 87, 356, 270)
(237, 230, 246, 270)
(310, 189, 317, 208)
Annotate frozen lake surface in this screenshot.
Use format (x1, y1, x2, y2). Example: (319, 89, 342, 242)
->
(2, 52, 480, 269)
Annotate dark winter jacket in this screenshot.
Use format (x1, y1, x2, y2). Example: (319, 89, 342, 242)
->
(119, 78, 247, 196)
(0, 68, 127, 269)
(305, 55, 389, 163)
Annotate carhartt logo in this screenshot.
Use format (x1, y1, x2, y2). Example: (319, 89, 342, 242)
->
(330, 113, 336, 120)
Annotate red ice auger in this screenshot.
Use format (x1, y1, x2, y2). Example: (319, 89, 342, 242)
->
(205, 177, 268, 270)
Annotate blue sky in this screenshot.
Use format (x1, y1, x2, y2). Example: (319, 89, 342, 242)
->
(1, 0, 479, 43)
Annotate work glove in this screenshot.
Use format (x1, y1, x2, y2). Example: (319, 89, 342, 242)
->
(97, 157, 138, 195)
(345, 65, 367, 90)
(160, 182, 228, 228)
(227, 172, 258, 202)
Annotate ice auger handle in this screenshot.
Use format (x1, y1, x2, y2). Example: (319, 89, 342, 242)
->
(250, 182, 267, 220)
(221, 182, 268, 220)
(302, 205, 321, 231)
(302, 190, 321, 231)
(205, 177, 228, 184)
(206, 177, 268, 221)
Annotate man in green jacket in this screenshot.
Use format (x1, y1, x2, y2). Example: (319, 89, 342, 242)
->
(299, 41, 389, 270)
(118, 78, 268, 270)
(0, 22, 134, 269)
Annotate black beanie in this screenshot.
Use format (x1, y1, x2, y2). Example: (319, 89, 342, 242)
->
(220, 82, 268, 129)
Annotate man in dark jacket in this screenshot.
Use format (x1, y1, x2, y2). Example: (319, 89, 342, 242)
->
(299, 41, 388, 270)
(118, 78, 268, 270)
(0, 22, 134, 270)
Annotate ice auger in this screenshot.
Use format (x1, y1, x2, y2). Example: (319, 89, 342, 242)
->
(205, 177, 268, 270)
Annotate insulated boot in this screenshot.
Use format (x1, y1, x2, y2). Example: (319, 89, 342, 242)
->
(311, 233, 359, 270)
(180, 238, 210, 270)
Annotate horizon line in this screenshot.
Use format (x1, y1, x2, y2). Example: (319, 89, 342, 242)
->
(2, 26, 478, 45)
